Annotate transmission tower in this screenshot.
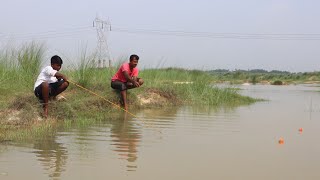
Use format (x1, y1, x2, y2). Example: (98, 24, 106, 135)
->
(93, 16, 112, 68)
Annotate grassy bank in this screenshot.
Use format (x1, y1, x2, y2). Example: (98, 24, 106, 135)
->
(140, 68, 255, 106)
(208, 69, 320, 85)
(0, 43, 257, 141)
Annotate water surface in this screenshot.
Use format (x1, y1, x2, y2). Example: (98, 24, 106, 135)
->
(1, 84, 320, 179)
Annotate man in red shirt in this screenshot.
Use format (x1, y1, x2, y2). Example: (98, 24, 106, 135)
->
(111, 54, 144, 110)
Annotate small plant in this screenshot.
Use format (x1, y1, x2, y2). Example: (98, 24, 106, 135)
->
(272, 80, 283, 85)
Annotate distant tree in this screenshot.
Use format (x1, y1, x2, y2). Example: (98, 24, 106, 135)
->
(249, 69, 268, 73)
(270, 70, 290, 74)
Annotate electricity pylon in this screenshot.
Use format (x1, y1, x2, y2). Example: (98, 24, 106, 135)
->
(93, 16, 112, 68)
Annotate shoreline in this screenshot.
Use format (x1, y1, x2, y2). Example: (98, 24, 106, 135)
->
(0, 83, 257, 141)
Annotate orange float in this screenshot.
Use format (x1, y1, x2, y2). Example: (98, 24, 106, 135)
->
(278, 137, 284, 144)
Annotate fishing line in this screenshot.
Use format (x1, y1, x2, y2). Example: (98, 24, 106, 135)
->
(68, 80, 162, 133)
(68, 80, 138, 118)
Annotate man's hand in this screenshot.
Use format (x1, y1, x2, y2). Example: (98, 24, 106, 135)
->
(134, 81, 140, 87)
(55, 72, 68, 83)
(63, 76, 69, 83)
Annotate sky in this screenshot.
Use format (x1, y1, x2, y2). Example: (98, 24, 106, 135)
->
(1, 0, 320, 72)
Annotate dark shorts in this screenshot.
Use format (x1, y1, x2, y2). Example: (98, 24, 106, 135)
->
(111, 78, 142, 91)
(34, 80, 66, 100)
(111, 80, 128, 91)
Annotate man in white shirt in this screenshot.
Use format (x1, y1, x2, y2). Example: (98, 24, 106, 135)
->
(34, 55, 69, 118)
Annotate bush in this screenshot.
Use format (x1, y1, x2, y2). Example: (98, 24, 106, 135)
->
(272, 80, 283, 85)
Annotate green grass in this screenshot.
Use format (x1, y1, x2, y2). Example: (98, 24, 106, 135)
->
(208, 70, 320, 84)
(0, 122, 57, 142)
(0, 42, 44, 109)
(139, 68, 256, 106)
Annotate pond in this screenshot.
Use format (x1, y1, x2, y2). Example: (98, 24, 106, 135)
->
(1, 84, 320, 179)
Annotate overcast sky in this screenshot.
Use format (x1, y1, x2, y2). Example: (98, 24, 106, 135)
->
(1, 0, 320, 72)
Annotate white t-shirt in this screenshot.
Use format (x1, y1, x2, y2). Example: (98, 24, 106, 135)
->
(34, 66, 58, 90)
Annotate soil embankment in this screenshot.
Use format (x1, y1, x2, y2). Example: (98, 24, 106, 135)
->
(0, 88, 178, 126)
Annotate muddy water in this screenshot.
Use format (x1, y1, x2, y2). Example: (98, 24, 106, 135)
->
(1, 84, 320, 180)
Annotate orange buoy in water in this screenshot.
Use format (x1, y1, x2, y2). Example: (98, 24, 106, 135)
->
(299, 128, 303, 132)
(278, 137, 284, 144)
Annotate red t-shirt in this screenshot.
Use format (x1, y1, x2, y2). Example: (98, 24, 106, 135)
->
(111, 63, 139, 82)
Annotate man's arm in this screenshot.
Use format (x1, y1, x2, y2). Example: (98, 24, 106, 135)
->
(55, 72, 68, 82)
(123, 71, 140, 87)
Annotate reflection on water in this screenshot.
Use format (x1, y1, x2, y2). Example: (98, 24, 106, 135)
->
(32, 136, 68, 178)
(109, 107, 179, 171)
(110, 113, 141, 171)
(1, 84, 320, 179)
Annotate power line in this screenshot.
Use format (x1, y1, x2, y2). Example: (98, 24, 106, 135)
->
(0, 26, 93, 40)
(4, 26, 91, 37)
(111, 26, 320, 41)
(2, 24, 320, 41)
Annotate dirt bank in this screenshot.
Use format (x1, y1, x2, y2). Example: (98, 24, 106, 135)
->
(0, 88, 179, 126)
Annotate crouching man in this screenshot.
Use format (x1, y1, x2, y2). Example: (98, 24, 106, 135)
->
(111, 54, 144, 110)
(34, 55, 69, 118)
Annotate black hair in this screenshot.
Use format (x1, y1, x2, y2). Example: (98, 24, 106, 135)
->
(129, 54, 139, 61)
(51, 55, 63, 65)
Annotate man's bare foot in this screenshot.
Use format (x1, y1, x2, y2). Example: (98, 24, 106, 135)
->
(119, 99, 124, 106)
(50, 95, 66, 101)
(56, 95, 66, 101)
(43, 107, 48, 118)
(43, 112, 48, 118)
(124, 104, 128, 110)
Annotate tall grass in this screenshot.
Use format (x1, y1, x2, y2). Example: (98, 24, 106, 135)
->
(70, 50, 124, 90)
(0, 42, 44, 107)
(17, 42, 44, 88)
(73, 49, 97, 87)
(140, 68, 256, 106)
(0, 47, 17, 92)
